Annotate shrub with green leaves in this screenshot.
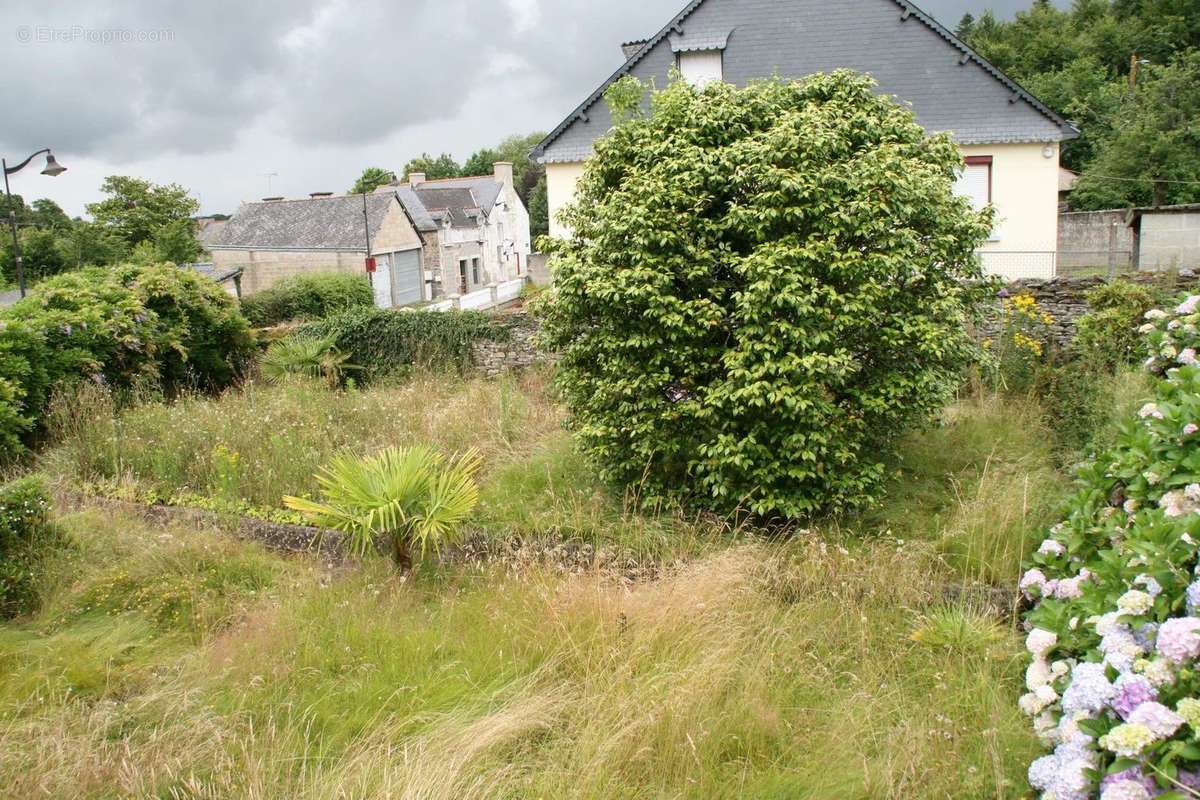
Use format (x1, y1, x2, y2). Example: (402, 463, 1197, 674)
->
(1073, 280, 1162, 370)
(541, 71, 993, 517)
(239, 272, 374, 327)
(0, 263, 255, 454)
(0, 476, 62, 618)
(1019, 292, 1200, 798)
(296, 307, 506, 381)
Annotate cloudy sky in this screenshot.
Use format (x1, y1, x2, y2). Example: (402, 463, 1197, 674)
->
(1, 0, 1041, 217)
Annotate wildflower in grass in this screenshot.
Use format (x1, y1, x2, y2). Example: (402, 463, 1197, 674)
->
(1099, 722, 1156, 757)
(1157, 617, 1200, 663)
(1111, 675, 1157, 719)
(1118, 589, 1153, 616)
(1128, 700, 1185, 737)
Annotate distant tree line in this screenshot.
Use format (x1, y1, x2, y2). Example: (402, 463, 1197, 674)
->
(349, 131, 549, 239)
(1, 175, 203, 287)
(958, 0, 1200, 209)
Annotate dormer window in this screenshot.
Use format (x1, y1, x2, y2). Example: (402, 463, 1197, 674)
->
(678, 49, 723, 86)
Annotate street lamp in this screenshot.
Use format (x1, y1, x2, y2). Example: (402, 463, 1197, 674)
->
(3, 148, 67, 297)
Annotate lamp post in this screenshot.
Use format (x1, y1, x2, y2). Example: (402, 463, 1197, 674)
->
(3, 148, 67, 298)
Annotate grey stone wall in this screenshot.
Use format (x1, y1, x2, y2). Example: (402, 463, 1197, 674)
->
(990, 271, 1200, 346)
(528, 253, 553, 286)
(471, 312, 546, 376)
(1058, 210, 1133, 271)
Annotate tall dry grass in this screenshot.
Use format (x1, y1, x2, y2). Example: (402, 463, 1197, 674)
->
(0, 510, 1038, 799)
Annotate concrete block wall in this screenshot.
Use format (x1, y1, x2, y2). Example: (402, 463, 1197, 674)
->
(1058, 210, 1134, 270)
(1140, 212, 1200, 272)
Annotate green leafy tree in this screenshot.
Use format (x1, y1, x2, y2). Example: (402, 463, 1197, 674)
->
(350, 166, 395, 195)
(1070, 51, 1200, 207)
(401, 153, 462, 181)
(152, 218, 203, 264)
(57, 221, 128, 268)
(527, 174, 549, 240)
(29, 199, 69, 231)
(542, 72, 992, 517)
(85, 176, 199, 247)
(0, 227, 67, 284)
(284, 446, 481, 570)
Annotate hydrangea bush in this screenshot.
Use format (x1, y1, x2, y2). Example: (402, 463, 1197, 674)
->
(1021, 293, 1200, 799)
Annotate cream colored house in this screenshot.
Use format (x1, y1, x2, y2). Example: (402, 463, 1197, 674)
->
(532, 0, 1079, 280)
(209, 192, 426, 308)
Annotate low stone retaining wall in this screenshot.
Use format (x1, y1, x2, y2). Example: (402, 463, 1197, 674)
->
(58, 492, 349, 563)
(472, 312, 546, 377)
(989, 270, 1200, 347)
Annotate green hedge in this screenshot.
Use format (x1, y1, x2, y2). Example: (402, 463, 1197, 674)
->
(240, 273, 374, 327)
(295, 307, 508, 380)
(0, 476, 62, 618)
(0, 263, 256, 457)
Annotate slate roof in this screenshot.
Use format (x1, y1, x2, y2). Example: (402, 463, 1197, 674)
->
(383, 175, 504, 233)
(533, 0, 1079, 163)
(184, 262, 243, 283)
(211, 194, 396, 251)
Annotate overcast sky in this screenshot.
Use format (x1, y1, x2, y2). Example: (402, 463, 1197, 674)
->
(1, 0, 1043, 217)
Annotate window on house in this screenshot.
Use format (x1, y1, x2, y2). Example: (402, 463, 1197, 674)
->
(678, 49, 723, 86)
(955, 156, 992, 212)
(458, 259, 468, 294)
(471, 257, 480, 285)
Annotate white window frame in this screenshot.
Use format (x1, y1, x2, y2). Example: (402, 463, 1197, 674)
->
(677, 49, 723, 86)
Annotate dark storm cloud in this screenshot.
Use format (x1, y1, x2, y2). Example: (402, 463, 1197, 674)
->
(0, 0, 1055, 162)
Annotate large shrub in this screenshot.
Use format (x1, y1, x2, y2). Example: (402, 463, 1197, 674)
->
(541, 71, 993, 516)
(0, 476, 62, 617)
(296, 307, 505, 381)
(240, 272, 374, 327)
(0, 263, 255, 454)
(1019, 293, 1200, 799)
(1074, 280, 1163, 370)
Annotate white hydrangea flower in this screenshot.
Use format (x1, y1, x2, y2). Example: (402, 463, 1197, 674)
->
(1139, 323, 1157, 334)
(1138, 403, 1165, 420)
(1062, 662, 1116, 715)
(1134, 574, 1163, 598)
(1134, 657, 1175, 688)
(1027, 628, 1058, 657)
(1027, 658, 1053, 690)
(1051, 660, 1070, 678)
(1038, 538, 1066, 556)
(1178, 296, 1200, 315)
(1117, 590, 1153, 616)
(1146, 309, 1168, 320)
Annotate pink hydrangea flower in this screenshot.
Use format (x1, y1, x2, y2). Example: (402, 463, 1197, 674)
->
(1128, 700, 1185, 737)
(1157, 617, 1200, 663)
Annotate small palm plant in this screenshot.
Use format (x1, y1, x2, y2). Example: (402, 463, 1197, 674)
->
(261, 334, 358, 389)
(284, 446, 482, 570)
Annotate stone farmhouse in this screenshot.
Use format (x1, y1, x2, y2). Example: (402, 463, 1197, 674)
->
(208, 162, 531, 307)
(532, 0, 1080, 280)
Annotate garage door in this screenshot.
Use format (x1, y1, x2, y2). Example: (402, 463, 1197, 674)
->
(389, 248, 422, 307)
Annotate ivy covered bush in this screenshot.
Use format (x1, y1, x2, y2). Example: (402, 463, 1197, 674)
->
(1074, 281, 1164, 370)
(0, 476, 62, 618)
(295, 307, 506, 381)
(239, 272, 374, 328)
(1020, 294, 1200, 799)
(0, 263, 255, 456)
(541, 71, 992, 516)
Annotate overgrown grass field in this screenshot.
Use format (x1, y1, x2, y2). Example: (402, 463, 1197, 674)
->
(2, 367, 1150, 797)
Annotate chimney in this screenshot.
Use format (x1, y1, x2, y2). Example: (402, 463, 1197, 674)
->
(309, 191, 333, 198)
(621, 40, 647, 60)
(409, 172, 426, 186)
(492, 161, 513, 189)
(261, 196, 284, 202)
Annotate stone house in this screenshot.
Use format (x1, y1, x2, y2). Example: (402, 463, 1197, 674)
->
(531, 0, 1080, 280)
(208, 192, 425, 308)
(379, 162, 532, 298)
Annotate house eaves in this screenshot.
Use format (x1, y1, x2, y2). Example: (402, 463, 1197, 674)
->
(530, 0, 1078, 161)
